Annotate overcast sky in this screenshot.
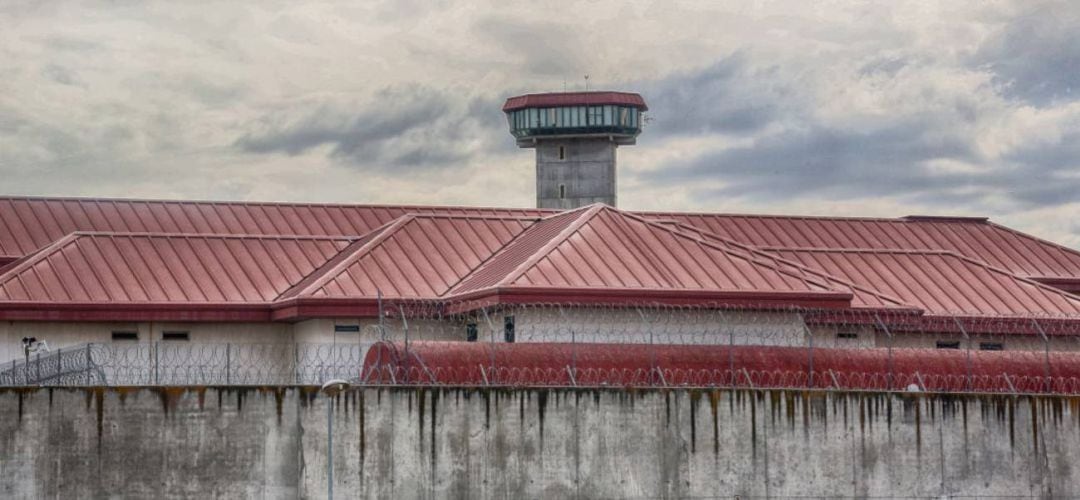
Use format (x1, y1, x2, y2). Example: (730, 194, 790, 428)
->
(1, 1, 1079, 247)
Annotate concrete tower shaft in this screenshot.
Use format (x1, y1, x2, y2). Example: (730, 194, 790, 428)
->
(503, 91, 647, 209)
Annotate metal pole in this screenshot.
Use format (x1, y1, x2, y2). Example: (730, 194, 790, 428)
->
(874, 313, 894, 391)
(56, 346, 62, 380)
(327, 397, 334, 500)
(952, 316, 972, 391)
(153, 341, 159, 385)
(226, 343, 232, 385)
(377, 290, 385, 341)
(1032, 319, 1051, 393)
(85, 343, 92, 385)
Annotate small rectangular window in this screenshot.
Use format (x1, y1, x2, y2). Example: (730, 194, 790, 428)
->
(558, 145, 565, 160)
(936, 341, 961, 350)
(504, 316, 515, 343)
(112, 331, 138, 341)
(836, 332, 858, 340)
(466, 323, 478, 342)
(334, 324, 361, 333)
(162, 331, 189, 341)
(558, 184, 566, 199)
(979, 342, 1004, 351)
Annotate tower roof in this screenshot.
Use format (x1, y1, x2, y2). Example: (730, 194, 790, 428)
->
(502, 91, 648, 112)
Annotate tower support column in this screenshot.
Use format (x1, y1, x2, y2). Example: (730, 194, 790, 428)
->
(535, 139, 617, 209)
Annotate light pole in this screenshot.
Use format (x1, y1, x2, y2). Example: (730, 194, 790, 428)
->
(320, 379, 351, 500)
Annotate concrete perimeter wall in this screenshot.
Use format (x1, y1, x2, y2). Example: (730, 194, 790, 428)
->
(1, 387, 1078, 499)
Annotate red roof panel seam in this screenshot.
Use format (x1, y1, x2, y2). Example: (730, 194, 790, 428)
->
(988, 221, 1080, 273)
(288, 216, 413, 299)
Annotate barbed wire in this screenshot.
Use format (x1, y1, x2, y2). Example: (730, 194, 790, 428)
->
(1, 301, 1079, 392)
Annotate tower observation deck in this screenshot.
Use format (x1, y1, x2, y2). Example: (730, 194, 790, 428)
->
(503, 91, 647, 209)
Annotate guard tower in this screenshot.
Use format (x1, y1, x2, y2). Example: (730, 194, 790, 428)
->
(502, 91, 647, 209)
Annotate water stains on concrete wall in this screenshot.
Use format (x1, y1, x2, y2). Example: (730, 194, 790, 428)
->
(1, 387, 1078, 498)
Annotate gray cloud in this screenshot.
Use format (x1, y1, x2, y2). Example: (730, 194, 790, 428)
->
(974, 2, 1080, 105)
(636, 54, 786, 138)
(645, 119, 982, 202)
(236, 85, 508, 171)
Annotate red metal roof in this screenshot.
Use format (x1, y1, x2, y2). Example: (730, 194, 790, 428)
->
(772, 248, 1080, 318)
(279, 214, 534, 300)
(451, 205, 853, 307)
(362, 341, 1080, 393)
(502, 91, 648, 112)
(653, 211, 1080, 285)
(0, 196, 1078, 321)
(0, 232, 352, 309)
(2, 197, 1078, 293)
(0, 196, 543, 263)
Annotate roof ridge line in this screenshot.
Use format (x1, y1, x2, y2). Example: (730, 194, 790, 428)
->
(0, 194, 556, 213)
(655, 218, 912, 308)
(65, 230, 359, 240)
(274, 216, 414, 301)
(618, 211, 855, 296)
(0, 233, 82, 285)
(464, 205, 605, 291)
(493, 204, 606, 288)
(763, 247, 952, 254)
(935, 250, 1080, 304)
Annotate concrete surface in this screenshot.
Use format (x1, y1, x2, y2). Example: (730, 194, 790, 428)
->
(1, 387, 1077, 498)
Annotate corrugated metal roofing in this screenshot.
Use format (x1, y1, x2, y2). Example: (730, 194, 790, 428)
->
(502, 91, 648, 112)
(451, 205, 851, 305)
(655, 211, 1080, 284)
(668, 223, 911, 310)
(0, 196, 543, 262)
(280, 214, 535, 300)
(0, 232, 353, 303)
(772, 248, 1080, 317)
(1, 197, 1078, 293)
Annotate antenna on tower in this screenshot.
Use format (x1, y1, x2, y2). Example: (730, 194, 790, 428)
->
(584, 75, 589, 91)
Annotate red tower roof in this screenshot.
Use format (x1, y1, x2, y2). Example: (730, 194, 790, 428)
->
(502, 91, 648, 112)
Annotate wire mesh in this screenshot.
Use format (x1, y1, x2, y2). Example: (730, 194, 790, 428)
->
(1, 301, 1078, 393)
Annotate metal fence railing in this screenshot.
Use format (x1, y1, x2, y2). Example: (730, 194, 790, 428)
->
(0, 342, 371, 386)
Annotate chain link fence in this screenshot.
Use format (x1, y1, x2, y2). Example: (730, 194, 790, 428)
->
(2, 301, 1079, 394)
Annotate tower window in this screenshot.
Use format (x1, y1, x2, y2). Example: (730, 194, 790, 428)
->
(558, 184, 566, 199)
(620, 107, 628, 126)
(504, 316, 515, 343)
(558, 146, 565, 160)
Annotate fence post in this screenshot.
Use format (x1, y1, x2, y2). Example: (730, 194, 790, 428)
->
(85, 343, 92, 386)
(806, 323, 814, 389)
(36, 352, 41, 384)
(377, 289, 385, 341)
(558, 305, 576, 384)
(226, 343, 232, 385)
(294, 343, 300, 385)
(874, 313, 893, 391)
(56, 346, 62, 380)
(481, 307, 497, 385)
(1032, 319, 1050, 393)
(951, 316, 972, 392)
